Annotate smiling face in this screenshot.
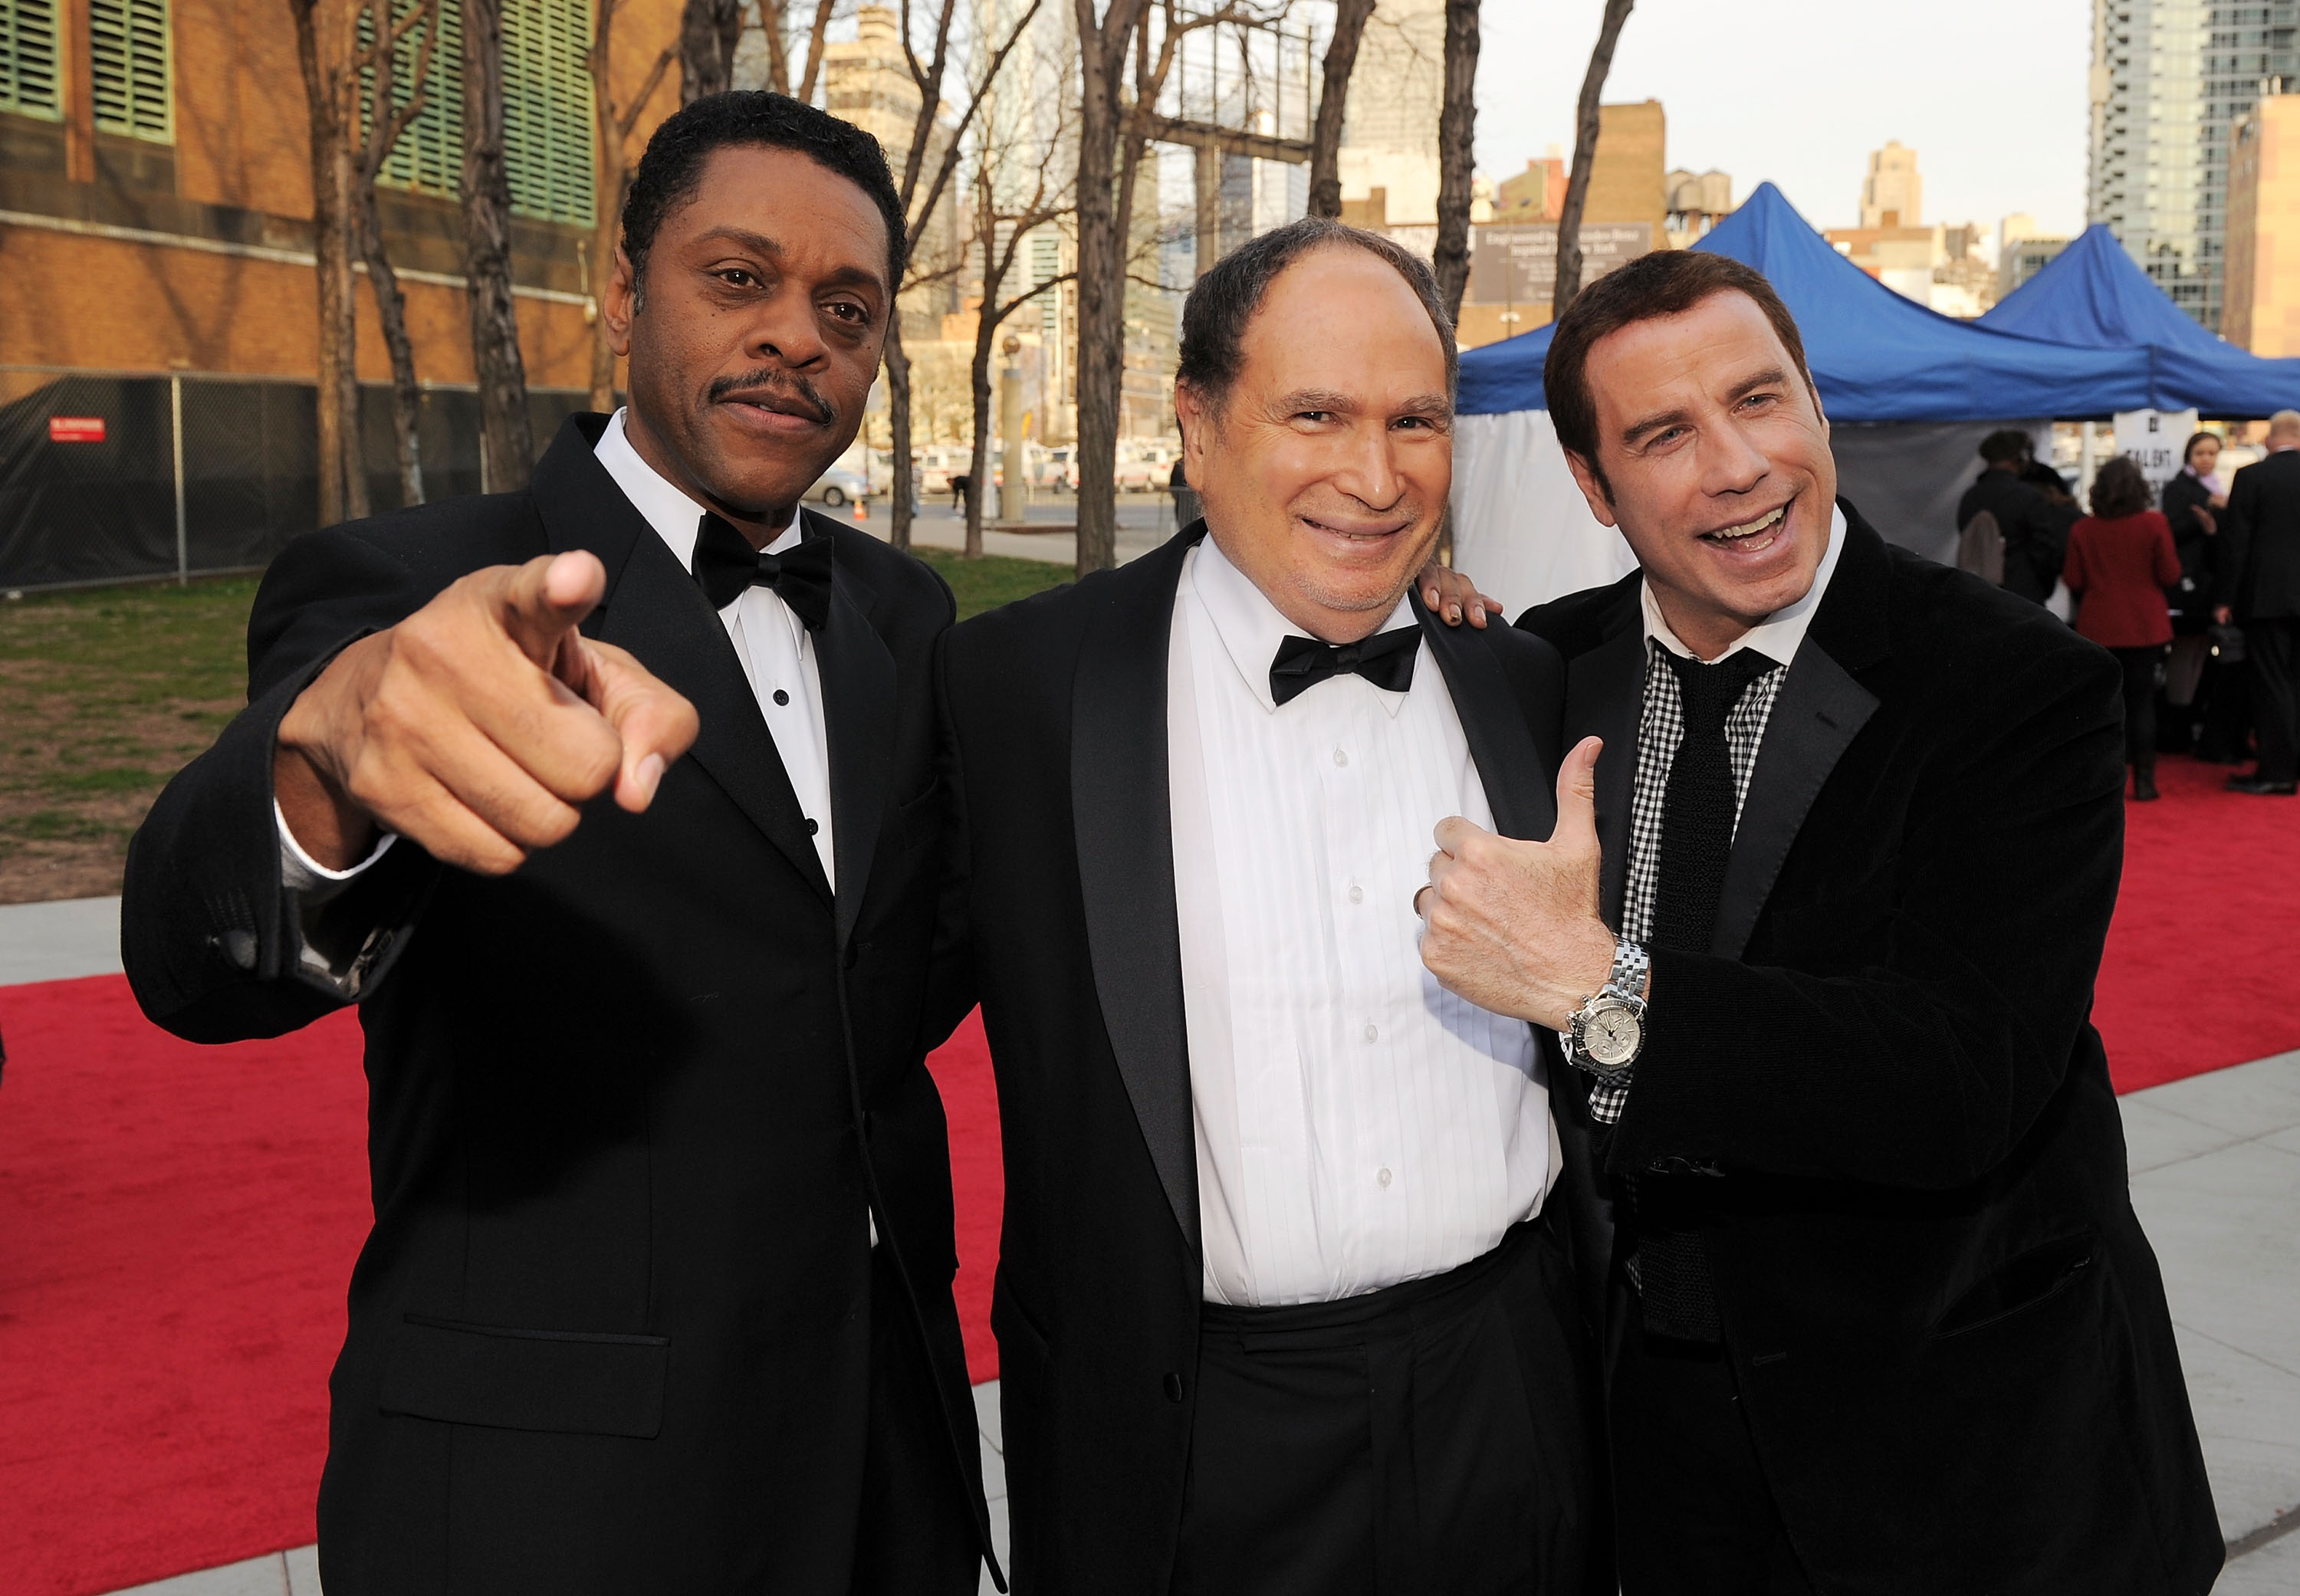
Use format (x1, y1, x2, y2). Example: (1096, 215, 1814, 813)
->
(606, 143, 889, 543)
(1174, 245, 1452, 644)
(1563, 289, 1835, 660)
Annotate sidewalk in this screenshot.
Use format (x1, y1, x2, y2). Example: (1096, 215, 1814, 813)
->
(4, 898, 2288, 1594)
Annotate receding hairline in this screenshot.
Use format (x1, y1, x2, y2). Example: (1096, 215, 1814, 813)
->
(1184, 240, 1454, 407)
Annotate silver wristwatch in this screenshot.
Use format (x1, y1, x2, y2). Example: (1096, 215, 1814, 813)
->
(1567, 938, 1648, 1075)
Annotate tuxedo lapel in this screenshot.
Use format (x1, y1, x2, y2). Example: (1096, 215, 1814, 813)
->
(1071, 527, 1203, 1253)
(810, 514, 895, 948)
(1416, 594, 1556, 842)
(1712, 514, 1890, 959)
(531, 417, 833, 905)
(1569, 616, 1646, 928)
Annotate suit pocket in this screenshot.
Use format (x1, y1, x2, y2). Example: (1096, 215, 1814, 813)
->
(380, 1315, 669, 1438)
(1934, 1232, 2098, 1338)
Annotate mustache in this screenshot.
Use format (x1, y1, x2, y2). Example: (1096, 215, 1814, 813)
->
(706, 369, 836, 425)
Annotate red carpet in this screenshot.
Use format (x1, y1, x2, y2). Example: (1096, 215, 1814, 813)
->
(0, 753, 2292, 1593)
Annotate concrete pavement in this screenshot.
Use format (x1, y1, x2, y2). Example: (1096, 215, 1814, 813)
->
(3, 898, 2287, 1593)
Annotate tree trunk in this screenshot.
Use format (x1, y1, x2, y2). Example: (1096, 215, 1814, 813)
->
(754, 0, 788, 96)
(291, 0, 366, 526)
(678, 0, 741, 101)
(359, 186, 426, 504)
(1431, 0, 1479, 320)
(794, 0, 835, 102)
(1553, 0, 1634, 319)
(460, 0, 533, 490)
(965, 323, 992, 560)
(884, 314, 912, 550)
(1307, 0, 1374, 221)
(1069, 0, 1148, 576)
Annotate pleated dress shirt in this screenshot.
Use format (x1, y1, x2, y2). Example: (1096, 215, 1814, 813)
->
(1167, 534, 1558, 1308)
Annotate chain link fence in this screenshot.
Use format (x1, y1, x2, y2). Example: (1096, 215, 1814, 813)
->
(0, 366, 591, 591)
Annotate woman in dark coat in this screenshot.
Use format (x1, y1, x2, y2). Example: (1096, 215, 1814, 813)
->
(2066, 455, 2184, 800)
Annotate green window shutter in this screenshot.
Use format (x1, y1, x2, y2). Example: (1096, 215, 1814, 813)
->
(89, 0, 172, 143)
(503, 0, 593, 225)
(0, 0, 64, 120)
(370, 0, 464, 200)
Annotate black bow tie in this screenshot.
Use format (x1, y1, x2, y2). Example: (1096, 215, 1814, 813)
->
(1269, 626, 1421, 706)
(689, 511, 836, 629)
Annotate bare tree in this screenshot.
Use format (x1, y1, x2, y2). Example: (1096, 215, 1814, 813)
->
(1306, 0, 1373, 220)
(353, 0, 442, 507)
(792, 0, 839, 100)
(291, 0, 376, 525)
(588, 2, 676, 412)
(1552, 0, 1633, 318)
(961, 92, 1073, 557)
(1431, 0, 1477, 317)
(879, 0, 1043, 551)
(680, 0, 744, 100)
(460, 0, 533, 491)
(1073, 2, 1267, 574)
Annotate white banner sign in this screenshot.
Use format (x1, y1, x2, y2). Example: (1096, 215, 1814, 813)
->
(2113, 409, 2200, 496)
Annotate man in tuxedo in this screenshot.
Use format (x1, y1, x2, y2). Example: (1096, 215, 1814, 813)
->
(2215, 408, 2300, 794)
(120, 94, 992, 1594)
(1416, 250, 2220, 1595)
(932, 218, 1607, 1595)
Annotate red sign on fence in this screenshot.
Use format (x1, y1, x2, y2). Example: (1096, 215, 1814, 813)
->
(49, 417, 107, 443)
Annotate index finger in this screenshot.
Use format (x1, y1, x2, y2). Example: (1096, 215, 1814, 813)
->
(496, 551, 606, 671)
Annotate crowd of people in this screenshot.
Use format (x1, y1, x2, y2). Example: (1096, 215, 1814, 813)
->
(1958, 412, 2300, 798)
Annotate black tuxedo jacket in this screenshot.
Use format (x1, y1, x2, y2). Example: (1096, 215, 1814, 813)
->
(933, 524, 1587, 1594)
(2220, 445, 2300, 619)
(120, 416, 990, 1594)
(1518, 506, 2221, 1595)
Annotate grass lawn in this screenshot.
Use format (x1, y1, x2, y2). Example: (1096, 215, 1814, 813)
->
(0, 547, 1070, 905)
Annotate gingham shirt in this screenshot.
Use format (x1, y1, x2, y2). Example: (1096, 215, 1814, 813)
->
(1585, 505, 1849, 1123)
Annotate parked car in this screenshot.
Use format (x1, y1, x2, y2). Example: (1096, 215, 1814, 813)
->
(1032, 446, 1079, 493)
(1113, 443, 1179, 492)
(803, 465, 871, 508)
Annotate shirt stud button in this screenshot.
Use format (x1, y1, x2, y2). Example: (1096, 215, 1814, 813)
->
(804, 818, 820, 836)
(1332, 747, 1349, 767)
(774, 688, 790, 706)
(1348, 885, 1364, 905)
(1377, 1167, 1393, 1188)
(1363, 1023, 1378, 1043)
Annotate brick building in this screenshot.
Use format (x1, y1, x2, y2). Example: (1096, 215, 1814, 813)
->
(0, 0, 681, 583)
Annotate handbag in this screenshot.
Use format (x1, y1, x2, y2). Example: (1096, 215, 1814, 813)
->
(2207, 622, 2247, 665)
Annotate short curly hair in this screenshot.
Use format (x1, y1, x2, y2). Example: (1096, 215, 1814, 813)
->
(2088, 455, 2154, 520)
(621, 92, 906, 304)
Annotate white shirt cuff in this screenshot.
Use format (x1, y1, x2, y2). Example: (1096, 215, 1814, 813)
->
(277, 799, 396, 904)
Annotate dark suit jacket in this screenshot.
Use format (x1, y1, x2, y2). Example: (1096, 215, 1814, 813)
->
(933, 524, 1590, 1594)
(2219, 445, 2300, 619)
(120, 415, 991, 1594)
(1517, 506, 2221, 1595)
(1957, 467, 2063, 602)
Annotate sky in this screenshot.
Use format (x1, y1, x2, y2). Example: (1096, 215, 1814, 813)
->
(1474, 0, 2096, 245)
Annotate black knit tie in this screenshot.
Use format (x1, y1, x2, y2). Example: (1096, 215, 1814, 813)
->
(1635, 644, 1777, 1343)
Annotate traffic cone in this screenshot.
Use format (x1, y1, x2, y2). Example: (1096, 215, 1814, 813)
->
(853, 500, 869, 521)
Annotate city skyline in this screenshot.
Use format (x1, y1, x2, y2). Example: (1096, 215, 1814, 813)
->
(1476, 0, 2095, 245)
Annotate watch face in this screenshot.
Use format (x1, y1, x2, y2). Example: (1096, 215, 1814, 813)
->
(1583, 1007, 1642, 1068)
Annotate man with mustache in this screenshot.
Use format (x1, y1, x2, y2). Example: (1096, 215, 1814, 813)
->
(121, 94, 996, 1594)
(1417, 250, 2220, 1594)
(931, 217, 1608, 1594)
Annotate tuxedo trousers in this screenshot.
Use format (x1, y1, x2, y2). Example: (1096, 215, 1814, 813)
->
(1169, 1217, 1605, 1596)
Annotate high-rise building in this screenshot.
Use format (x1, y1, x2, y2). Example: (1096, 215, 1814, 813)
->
(1337, 0, 1444, 227)
(2088, 0, 2298, 331)
(1860, 140, 1922, 228)
(1999, 215, 2071, 298)
(823, 5, 965, 333)
(2224, 90, 2300, 352)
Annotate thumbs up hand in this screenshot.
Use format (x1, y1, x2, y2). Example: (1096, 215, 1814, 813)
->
(274, 551, 701, 877)
(1416, 736, 1619, 1029)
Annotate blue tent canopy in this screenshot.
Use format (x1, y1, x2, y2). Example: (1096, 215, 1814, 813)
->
(1978, 224, 2300, 418)
(1459, 182, 2154, 421)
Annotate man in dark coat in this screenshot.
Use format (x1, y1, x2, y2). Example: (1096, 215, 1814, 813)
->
(120, 95, 993, 1595)
(1956, 428, 2064, 601)
(2216, 408, 2300, 793)
(932, 218, 1608, 1595)
(1418, 251, 2220, 1595)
